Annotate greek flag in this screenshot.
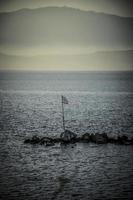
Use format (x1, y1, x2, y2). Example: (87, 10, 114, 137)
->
(62, 95, 68, 104)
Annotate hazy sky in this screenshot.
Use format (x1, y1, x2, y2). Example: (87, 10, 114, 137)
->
(0, 0, 133, 71)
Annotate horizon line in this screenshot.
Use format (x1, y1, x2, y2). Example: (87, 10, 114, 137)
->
(0, 69, 133, 73)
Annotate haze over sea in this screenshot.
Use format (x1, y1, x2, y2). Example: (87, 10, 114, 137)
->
(0, 71, 133, 200)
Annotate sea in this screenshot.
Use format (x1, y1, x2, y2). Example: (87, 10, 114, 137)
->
(0, 71, 133, 200)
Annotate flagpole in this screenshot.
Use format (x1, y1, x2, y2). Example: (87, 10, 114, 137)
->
(61, 96, 65, 132)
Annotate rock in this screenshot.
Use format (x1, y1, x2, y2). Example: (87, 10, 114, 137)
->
(39, 137, 52, 144)
(117, 135, 131, 145)
(129, 138, 133, 145)
(24, 138, 31, 144)
(60, 129, 77, 143)
(107, 137, 118, 144)
(24, 136, 55, 146)
(39, 137, 55, 146)
(81, 133, 91, 142)
(24, 135, 40, 144)
(31, 135, 40, 144)
(52, 137, 62, 143)
(90, 133, 108, 144)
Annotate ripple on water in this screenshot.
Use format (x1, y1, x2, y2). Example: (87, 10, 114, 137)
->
(0, 71, 133, 199)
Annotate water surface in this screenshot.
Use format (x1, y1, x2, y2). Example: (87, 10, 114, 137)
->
(0, 71, 133, 200)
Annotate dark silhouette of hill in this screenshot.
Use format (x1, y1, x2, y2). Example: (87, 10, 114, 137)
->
(0, 7, 133, 49)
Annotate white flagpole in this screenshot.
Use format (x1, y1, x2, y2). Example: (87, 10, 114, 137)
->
(61, 96, 65, 132)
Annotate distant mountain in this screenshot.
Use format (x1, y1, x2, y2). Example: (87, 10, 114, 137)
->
(0, 50, 133, 70)
(0, 0, 132, 17)
(0, 7, 133, 49)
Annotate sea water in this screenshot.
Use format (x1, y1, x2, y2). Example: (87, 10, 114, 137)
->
(0, 71, 133, 200)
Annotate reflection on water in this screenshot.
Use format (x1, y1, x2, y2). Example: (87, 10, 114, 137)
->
(0, 71, 133, 199)
(0, 141, 133, 200)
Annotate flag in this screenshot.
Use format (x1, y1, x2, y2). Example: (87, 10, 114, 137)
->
(62, 95, 68, 104)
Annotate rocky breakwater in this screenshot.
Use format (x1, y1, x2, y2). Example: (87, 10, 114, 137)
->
(24, 136, 56, 146)
(24, 130, 133, 146)
(81, 133, 133, 145)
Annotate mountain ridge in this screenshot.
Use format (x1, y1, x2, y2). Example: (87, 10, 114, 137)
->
(0, 6, 132, 19)
(0, 6, 132, 49)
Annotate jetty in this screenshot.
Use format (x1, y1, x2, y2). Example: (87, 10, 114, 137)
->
(24, 131, 133, 146)
(24, 96, 133, 146)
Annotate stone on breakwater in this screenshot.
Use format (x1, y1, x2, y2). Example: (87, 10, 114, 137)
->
(24, 136, 55, 146)
(60, 129, 77, 143)
(40, 137, 55, 146)
(24, 135, 40, 144)
(81, 133, 91, 142)
(90, 133, 108, 144)
(117, 135, 133, 145)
